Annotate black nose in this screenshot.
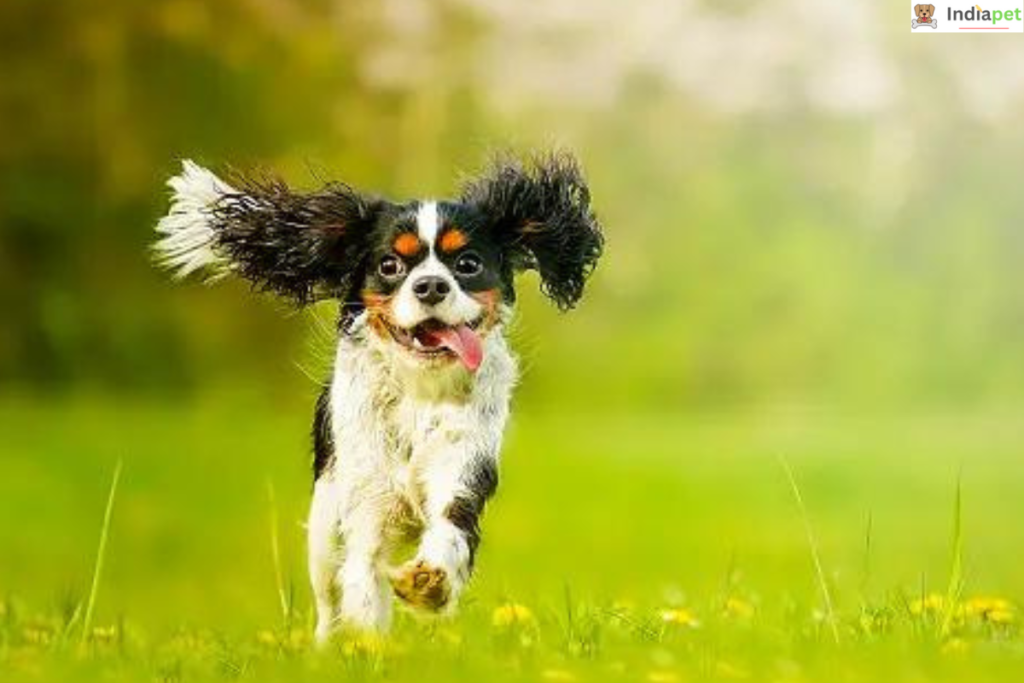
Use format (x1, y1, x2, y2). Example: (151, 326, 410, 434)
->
(412, 276, 451, 306)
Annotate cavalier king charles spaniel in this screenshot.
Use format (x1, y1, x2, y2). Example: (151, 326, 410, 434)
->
(153, 153, 603, 640)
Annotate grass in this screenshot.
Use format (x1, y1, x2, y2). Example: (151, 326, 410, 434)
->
(777, 454, 839, 645)
(79, 460, 122, 649)
(1, 396, 1024, 681)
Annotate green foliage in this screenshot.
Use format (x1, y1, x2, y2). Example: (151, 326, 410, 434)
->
(2, 2, 1024, 409)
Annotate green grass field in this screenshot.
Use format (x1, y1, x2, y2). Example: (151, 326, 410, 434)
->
(2, 397, 1023, 682)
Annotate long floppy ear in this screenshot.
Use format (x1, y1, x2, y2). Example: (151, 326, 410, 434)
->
(460, 152, 604, 310)
(153, 160, 381, 305)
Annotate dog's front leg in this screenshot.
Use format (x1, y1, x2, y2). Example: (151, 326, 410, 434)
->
(335, 498, 394, 633)
(391, 443, 499, 613)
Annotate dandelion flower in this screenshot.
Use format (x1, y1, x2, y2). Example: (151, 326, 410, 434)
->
(22, 626, 52, 646)
(91, 625, 117, 643)
(941, 638, 969, 656)
(723, 597, 755, 619)
(542, 668, 577, 681)
(986, 608, 1016, 625)
(647, 670, 680, 683)
(659, 607, 699, 627)
(286, 628, 308, 649)
(715, 661, 750, 679)
(492, 602, 535, 628)
(342, 633, 387, 657)
(965, 596, 1016, 624)
(909, 594, 945, 616)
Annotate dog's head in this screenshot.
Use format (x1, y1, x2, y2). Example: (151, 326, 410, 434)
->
(915, 4, 934, 20)
(154, 153, 603, 373)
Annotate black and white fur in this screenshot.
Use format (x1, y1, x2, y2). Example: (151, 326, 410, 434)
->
(153, 154, 603, 640)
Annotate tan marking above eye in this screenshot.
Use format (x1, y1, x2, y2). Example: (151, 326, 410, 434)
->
(393, 233, 423, 257)
(439, 228, 468, 253)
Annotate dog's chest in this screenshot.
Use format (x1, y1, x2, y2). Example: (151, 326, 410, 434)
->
(334, 363, 471, 478)
(329, 335, 516, 507)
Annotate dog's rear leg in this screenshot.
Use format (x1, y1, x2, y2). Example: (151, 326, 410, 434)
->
(308, 480, 341, 644)
(336, 503, 393, 632)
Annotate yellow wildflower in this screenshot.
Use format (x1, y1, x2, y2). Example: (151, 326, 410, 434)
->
(647, 671, 680, 683)
(723, 597, 755, 619)
(659, 607, 699, 627)
(987, 608, 1016, 625)
(541, 669, 577, 682)
(964, 596, 1016, 624)
(22, 626, 52, 646)
(715, 661, 750, 679)
(492, 603, 535, 628)
(342, 633, 387, 657)
(91, 625, 117, 643)
(286, 628, 308, 649)
(909, 594, 945, 615)
(256, 630, 277, 646)
(941, 638, 969, 656)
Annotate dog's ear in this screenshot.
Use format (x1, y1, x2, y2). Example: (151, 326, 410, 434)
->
(928, 4, 935, 12)
(154, 161, 384, 305)
(460, 152, 604, 310)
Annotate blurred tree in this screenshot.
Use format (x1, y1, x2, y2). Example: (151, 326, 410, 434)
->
(2, 0, 1024, 410)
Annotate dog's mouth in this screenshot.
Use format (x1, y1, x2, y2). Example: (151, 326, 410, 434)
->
(382, 317, 485, 372)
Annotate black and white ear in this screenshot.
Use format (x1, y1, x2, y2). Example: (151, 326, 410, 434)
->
(154, 160, 381, 305)
(460, 152, 604, 310)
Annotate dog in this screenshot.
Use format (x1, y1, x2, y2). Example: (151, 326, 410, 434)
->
(913, 4, 936, 26)
(153, 153, 603, 640)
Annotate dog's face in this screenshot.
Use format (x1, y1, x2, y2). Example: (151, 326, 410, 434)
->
(361, 200, 510, 371)
(915, 4, 934, 20)
(161, 153, 604, 374)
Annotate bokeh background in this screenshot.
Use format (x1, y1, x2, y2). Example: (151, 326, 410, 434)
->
(3, 0, 1024, 649)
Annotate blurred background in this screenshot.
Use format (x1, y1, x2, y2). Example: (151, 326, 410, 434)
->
(2, 0, 1024, 635)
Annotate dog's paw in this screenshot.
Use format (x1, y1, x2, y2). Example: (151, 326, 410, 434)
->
(389, 560, 451, 611)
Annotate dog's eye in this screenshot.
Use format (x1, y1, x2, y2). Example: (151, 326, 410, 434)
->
(378, 255, 406, 279)
(454, 251, 483, 278)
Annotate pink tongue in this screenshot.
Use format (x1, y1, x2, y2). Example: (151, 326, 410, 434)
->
(424, 324, 483, 372)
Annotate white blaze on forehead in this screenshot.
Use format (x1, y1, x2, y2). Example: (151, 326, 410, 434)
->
(391, 200, 482, 329)
(416, 201, 441, 247)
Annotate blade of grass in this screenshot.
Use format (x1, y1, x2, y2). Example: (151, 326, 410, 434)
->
(267, 479, 290, 625)
(859, 512, 873, 597)
(777, 454, 841, 645)
(58, 603, 83, 650)
(80, 459, 122, 648)
(940, 472, 965, 637)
